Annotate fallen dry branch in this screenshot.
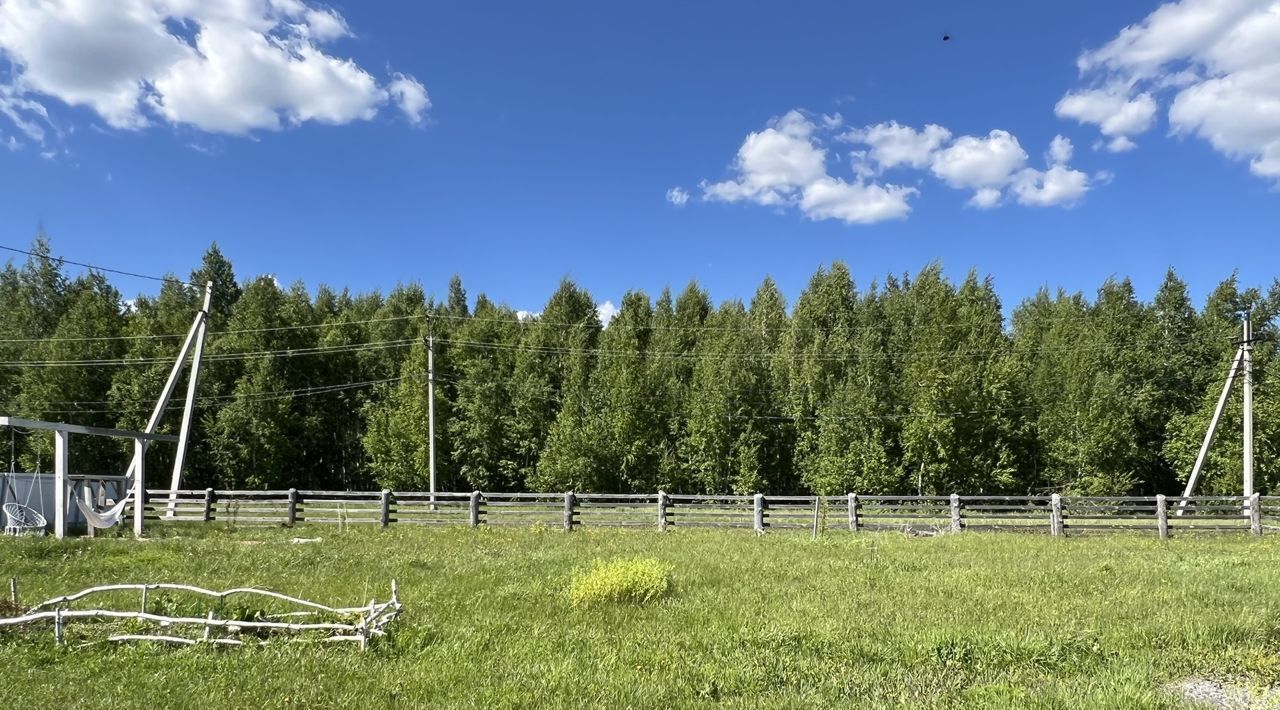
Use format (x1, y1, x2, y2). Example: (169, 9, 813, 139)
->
(0, 580, 402, 650)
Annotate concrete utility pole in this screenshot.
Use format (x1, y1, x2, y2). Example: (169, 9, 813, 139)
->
(167, 281, 213, 516)
(427, 332, 437, 507)
(1243, 311, 1254, 500)
(1178, 309, 1258, 515)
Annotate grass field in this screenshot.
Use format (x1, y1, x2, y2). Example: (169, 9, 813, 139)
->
(3, 526, 1280, 708)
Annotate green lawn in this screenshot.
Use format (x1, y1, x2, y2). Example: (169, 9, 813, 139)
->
(2, 526, 1279, 708)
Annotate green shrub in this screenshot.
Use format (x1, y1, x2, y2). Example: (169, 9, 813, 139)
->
(569, 558, 673, 607)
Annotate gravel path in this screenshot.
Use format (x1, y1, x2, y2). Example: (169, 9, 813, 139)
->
(1172, 678, 1280, 709)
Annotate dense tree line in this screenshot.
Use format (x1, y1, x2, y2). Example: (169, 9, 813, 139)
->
(1, 236, 1276, 496)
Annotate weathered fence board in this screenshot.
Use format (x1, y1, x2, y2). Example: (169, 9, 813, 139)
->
(124, 490, 1279, 538)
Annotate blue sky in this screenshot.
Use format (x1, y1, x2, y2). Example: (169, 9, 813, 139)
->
(0, 0, 1277, 315)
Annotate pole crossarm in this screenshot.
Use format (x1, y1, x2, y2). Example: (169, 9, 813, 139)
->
(0, 417, 178, 442)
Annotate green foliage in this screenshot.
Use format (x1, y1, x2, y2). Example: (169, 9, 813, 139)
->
(568, 557, 673, 607)
(3, 233, 1279, 498)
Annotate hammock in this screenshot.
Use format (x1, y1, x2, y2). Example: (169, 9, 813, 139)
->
(71, 483, 133, 529)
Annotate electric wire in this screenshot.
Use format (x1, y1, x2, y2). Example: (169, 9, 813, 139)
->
(0, 244, 201, 288)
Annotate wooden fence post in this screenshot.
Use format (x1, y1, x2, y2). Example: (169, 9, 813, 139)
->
(657, 491, 668, 531)
(202, 488, 214, 522)
(848, 493, 860, 532)
(949, 493, 963, 533)
(380, 489, 392, 528)
(1050, 494, 1063, 537)
(469, 491, 481, 527)
(286, 488, 298, 526)
(753, 493, 766, 535)
(1250, 493, 1262, 536)
(563, 491, 576, 532)
(1156, 494, 1168, 540)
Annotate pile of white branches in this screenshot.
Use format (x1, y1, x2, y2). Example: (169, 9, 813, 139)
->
(0, 581, 402, 649)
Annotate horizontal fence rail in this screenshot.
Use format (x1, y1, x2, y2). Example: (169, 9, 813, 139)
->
(125, 490, 1280, 539)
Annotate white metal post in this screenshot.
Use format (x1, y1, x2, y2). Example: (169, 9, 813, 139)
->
(167, 282, 213, 516)
(427, 334, 436, 508)
(133, 439, 145, 538)
(53, 430, 68, 539)
(1243, 312, 1254, 501)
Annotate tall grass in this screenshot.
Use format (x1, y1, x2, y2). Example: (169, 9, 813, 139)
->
(2, 526, 1279, 708)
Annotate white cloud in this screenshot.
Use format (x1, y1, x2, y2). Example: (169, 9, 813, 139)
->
(929, 129, 1028, 194)
(1055, 88, 1158, 149)
(1063, 0, 1280, 180)
(799, 177, 916, 224)
(697, 113, 1095, 223)
(516, 310, 539, 322)
(0, 0, 428, 139)
(701, 111, 919, 225)
(596, 301, 618, 327)
(702, 110, 828, 206)
(1106, 136, 1138, 153)
(969, 188, 1003, 209)
(665, 186, 690, 206)
(387, 73, 430, 125)
(1011, 165, 1091, 207)
(1047, 134, 1074, 165)
(841, 121, 951, 171)
(4, 135, 17, 151)
(0, 84, 51, 142)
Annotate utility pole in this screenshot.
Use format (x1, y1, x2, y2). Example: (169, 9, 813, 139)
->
(1178, 309, 1258, 516)
(167, 281, 213, 517)
(1177, 346, 1244, 514)
(427, 331, 437, 508)
(1243, 310, 1254, 500)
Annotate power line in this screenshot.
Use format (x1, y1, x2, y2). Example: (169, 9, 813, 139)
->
(0, 313, 426, 345)
(0, 338, 417, 368)
(0, 244, 201, 288)
(433, 333, 1222, 363)
(2, 377, 402, 416)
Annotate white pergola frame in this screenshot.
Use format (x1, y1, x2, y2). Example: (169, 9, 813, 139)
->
(0, 416, 178, 539)
(0, 281, 212, 538)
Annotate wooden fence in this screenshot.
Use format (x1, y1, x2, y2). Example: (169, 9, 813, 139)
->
(138, 489, 1280, 538)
